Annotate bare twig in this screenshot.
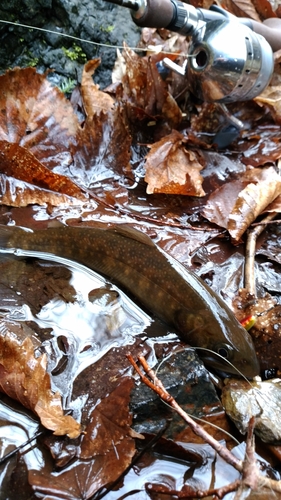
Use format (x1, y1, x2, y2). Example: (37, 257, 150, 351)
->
(127, 353, 242, 472)
(244, 212, 278, 296)
(128, 354, 281, 499)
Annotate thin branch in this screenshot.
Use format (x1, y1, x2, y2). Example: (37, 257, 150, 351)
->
(128, 354, 281, 499)
(127, 354, 243, 472)
(244, 212, 278, 296)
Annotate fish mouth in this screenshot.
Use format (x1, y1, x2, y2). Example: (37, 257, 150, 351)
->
(198, 352, 260, 379)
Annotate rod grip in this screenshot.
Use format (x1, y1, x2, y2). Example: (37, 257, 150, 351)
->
(131, 0, 175, 28)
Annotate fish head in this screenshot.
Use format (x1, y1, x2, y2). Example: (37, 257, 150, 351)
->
(175, 308, 260, 379)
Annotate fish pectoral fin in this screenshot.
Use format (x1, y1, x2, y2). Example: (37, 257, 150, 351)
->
(108, 225, 155, 247)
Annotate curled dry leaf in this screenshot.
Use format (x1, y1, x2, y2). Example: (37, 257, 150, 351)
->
(118, 44, 182, 127)
(202, 167, 281, 241)
(0, 319, 81, 438)
(255, 85, 281, 125)
(81, 58, 114, 118)
(144, 130, 206, 196)
(0, 140, 87, 202)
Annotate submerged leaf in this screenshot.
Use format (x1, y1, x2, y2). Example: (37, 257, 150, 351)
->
(0, 319, 81, 438)
(30, 378, 136, 499)
(145, 130, 205, 196)
(80, 377, 135, 458)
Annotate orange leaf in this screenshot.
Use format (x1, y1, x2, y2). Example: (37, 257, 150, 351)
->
(144, 130, 205, 196)
(81, 59, 115, 118)
(0, 140, 86, 201)
(0, 319, 81, 438)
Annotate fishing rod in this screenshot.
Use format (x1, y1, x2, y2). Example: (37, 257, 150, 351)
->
(104, 0, 281, 104)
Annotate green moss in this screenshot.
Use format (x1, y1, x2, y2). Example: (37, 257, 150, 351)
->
(58, 78, 77, 94)
(62, 44, 87, 63)
(28, 57, 39, 67)
(100, 24, 114, 33)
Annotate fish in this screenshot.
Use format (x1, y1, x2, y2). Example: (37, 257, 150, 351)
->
(0, 224, 259, 378)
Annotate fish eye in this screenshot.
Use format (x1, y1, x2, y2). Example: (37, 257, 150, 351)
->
(215, 343, 234, 360)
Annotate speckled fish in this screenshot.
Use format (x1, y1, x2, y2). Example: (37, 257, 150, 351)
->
(0, 224, 259, 378)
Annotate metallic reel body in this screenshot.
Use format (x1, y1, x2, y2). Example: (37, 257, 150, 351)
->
(187, 19, 274, 103)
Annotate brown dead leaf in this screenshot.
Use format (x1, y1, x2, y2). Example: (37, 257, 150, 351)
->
(80, 377, 135, 459)
(72, 103, 132, 188)
(0, 140, 86, 201)
(0, 174, 86, 207)
(29, 378, 136, 499)
(81, 59, 114, 119)
(0, 67, 79, 170)
(0, 319, 81, 438)
(144, 130, 205, 196)
(255, 85, 281, 125)
(251, 0, 277, 19)
(118, 44, 182, 128)
(222, 0, 261, 20)
(202, 167, 281, 241)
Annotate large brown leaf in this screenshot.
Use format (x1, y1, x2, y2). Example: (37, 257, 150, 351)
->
(202, 167, 281, 241)
(0, 67, 79, 170)
(80, 377, 135, 459)
(145, 130, 206, 196)
(29, 378, 136, 499)
(0, 319, 81, 438)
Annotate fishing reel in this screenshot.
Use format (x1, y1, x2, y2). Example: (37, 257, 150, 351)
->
(105, 0, 281, 145)
(106, 0, 281, 103)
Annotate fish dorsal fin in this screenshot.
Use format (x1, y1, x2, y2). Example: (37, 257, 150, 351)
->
(109, 225, 155, 247)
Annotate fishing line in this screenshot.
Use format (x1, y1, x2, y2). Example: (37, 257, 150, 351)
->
(0, 18, 190, 57)
(153, 346, 281, 445)
(150, 346, 244, 446)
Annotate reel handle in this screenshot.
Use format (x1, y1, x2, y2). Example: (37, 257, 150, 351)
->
(251, 18, 281, 52)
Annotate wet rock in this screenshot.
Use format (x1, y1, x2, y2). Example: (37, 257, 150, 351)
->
(0, 0, 140, 88)
(222, 377, 281, 443)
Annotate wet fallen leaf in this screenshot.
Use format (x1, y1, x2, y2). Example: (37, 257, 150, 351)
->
(72, 103, 132, 189)
(117, 44, 182, 128)
(0, 174, 85, 207)
(255, 85, 281, 125)
(0, 319, 81, 438)
(145, 130, 205, 196)
(0, 67, 79, 170)
(29, 378, 136, 499)
(0, 140, 86, 201)
(80, 377, 135, 458)
(202, 167, 281, 241)
(251, 0, 277, 18)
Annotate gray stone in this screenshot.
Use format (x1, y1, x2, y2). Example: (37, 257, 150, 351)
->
(0, 0, 140, 88)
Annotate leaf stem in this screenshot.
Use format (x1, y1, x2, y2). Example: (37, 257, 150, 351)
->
(244, 212, 278, 296)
